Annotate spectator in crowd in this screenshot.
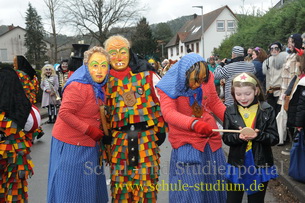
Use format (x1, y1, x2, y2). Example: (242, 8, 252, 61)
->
(41, 64, 61, 123)
(68, 44, 90, 78)
(162, 59, 178, 76)
(302, 32, 305, 49)
(187, 48, 193, 53)
(279, 34, 302, 153)
(252, 47, 268, 92)
(286, 48, 305, 129)
(161, 59, 169, 68)
(207, 56, 221, 95)
(244, 47, 253, 62)
(214, 46, 256, 106)
(56, 59, 69, 98)
(263, 42, 288, 115)
(279, 33, 302, 105)
(146, 55, 162, 76)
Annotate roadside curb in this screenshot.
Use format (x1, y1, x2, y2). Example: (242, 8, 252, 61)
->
(223, 141, 305, 201)
(273, 157, 305, 201)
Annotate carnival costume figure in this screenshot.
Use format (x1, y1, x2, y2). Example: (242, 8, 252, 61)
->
(41, 64, 61, 123)
(0, 67, 40, 202)
(13, 55, 39, 104)
(156, 53, 227, 202)
(47, 46, 109, 203)
(67, 43, 90, 78)
(13, 55, 43, 140)
(56, 59, 69, 98)
(104, 35, 167, 203)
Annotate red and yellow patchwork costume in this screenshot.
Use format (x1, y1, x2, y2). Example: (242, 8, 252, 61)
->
(106, 69, 166, 203)
(0, 112, 34, 203)
(15, 70, 43, 140)
(15, 70, 39, 104)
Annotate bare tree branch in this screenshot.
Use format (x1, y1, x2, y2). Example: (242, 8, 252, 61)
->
(63, 0, 145, 45)
(44, 0, 63, 63)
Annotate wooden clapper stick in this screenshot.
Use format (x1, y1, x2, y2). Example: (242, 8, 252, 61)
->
(213, 127, 256, 136)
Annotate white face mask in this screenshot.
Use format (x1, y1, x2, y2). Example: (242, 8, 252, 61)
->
(270, 46, 280, 56)
(45, 68, 52, 76)
(61, 62, 68, 71)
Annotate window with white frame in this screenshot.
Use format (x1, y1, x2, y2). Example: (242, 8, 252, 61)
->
(217, 20, 225, 32)
(176, 46, 179, 55)
(0, 49, 7, 61)
(227, 20, 235, 31)
(170, 48, 173, 56)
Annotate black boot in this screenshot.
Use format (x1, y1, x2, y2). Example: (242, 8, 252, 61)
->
(47, 115, 53, 123)
(53, 115, 57, 123)
(37, 130, 45, 139)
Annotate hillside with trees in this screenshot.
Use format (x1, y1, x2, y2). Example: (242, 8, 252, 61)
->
(28, 0, 305, 63)
(214, 0, 305, 59)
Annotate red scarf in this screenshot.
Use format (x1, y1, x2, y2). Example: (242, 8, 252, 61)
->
(110, 67, 131, 80)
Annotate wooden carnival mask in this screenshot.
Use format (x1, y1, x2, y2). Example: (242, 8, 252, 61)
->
(106, 38, 130, 71)
(88, 52, 109, 83)
(188, 62, 208, 90)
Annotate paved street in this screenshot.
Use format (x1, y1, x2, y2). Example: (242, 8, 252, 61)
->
(27, 119, 277, 202)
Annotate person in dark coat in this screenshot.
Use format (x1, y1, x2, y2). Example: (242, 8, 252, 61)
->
(223, 72, 279, 203)
(252, 47, 268, 93)
(286, 48, 305, 129)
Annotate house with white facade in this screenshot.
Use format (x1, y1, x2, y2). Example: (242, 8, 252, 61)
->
(0, 25, 51, 64)
(166, 5, 237, 60)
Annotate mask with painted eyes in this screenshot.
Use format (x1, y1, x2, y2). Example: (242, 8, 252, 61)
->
(45, 68, 53, 76)
(187, 62, 208, 90)
(148, 59, 156, 68)
(88, 52, 109, 83)
(270, 46, 280, 56)
(106, 39, 130, 71)
(61, 62, 68, 71)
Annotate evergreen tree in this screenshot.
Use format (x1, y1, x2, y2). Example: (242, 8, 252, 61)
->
(153, 23, 172, 43)
(153, 23, 172, 59)
(25, 3, 47, 69)
(131, 18, 157, 57)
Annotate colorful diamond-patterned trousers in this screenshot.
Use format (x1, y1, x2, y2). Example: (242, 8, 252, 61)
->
(110, 129, 160, 203)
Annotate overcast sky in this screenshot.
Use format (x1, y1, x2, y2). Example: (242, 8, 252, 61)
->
(1, 0, 274, 36)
